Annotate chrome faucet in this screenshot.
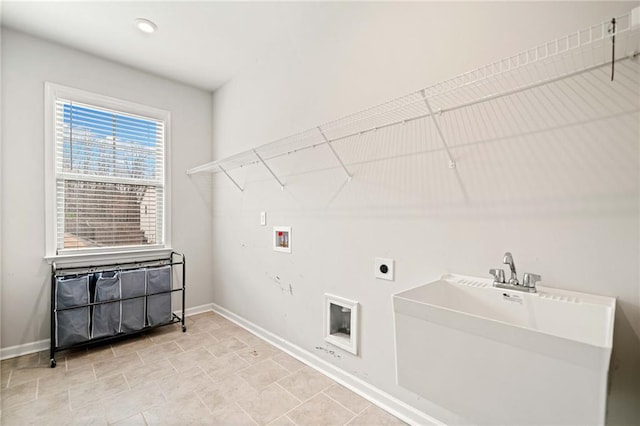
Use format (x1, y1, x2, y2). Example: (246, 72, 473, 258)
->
(490, 252, 541, 293)
(503, 252, 518, 285)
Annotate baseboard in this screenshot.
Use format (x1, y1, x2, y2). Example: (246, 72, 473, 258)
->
(0, 338, 50, 361)
(181, 303, 214, 317)
(210, 302, 444, 426)
(0, 303, 214, 361)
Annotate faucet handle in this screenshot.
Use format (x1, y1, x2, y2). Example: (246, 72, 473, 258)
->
(489, 268, 505, 283)
(522, 273, 541, 288)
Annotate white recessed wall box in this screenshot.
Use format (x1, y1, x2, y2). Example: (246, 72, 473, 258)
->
(273, 226, 291, 253)
(324, 294, 359, 355)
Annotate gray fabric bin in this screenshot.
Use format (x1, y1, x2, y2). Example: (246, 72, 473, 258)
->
(92, 271, 122, 338)
(56, 275, 91, 347)
(121, 269, 146, 332)
(147, 266, 172, 326)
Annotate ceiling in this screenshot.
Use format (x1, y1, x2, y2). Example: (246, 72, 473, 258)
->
(3, 2, 636, 95)
(0, 1, 343, 91)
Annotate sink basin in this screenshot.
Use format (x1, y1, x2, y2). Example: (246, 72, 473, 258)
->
(393, 274, 615, 425)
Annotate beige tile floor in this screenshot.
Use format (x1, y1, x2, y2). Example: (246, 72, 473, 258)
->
(0, 312, 406, 425)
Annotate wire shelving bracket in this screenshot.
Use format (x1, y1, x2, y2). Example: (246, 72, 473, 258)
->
(317, 126, 352, 181)
(218, 164, 244, 192)
(254, 149, 285, 190)
(421, 90, 456, 169)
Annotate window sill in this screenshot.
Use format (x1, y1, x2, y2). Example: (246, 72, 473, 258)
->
(45, 247, 174, 267)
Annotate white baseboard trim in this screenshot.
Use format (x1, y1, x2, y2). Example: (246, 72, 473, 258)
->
(181, 303, 214, 317)
(0, 339, 50, 361)
(210, 302, 444, 426)
(0, 303, 214, 361)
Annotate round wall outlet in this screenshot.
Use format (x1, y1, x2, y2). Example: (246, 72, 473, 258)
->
(375, 258, 394, 281)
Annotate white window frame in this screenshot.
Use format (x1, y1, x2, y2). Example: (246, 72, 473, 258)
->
(44, 82, 172, 264)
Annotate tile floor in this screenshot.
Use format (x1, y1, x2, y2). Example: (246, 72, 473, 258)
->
(0, 312, 406, 425)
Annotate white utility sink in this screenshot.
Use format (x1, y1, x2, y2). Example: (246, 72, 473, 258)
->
(393, 274, 615, 425)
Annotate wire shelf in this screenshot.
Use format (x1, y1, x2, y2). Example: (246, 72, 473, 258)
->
(186, 11, 640, 191)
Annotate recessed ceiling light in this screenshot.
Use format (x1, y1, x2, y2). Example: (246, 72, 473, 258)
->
(135, 18, 157, 34)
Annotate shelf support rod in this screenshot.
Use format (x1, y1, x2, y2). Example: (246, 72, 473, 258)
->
(218, 164, 244, 192)
(421, 90, 456, 169)
(317, 126, 352, 181)
(254, 150, 285, 190)
(186, 161, 217, 175)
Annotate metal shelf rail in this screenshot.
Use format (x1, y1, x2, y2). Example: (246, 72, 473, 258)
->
(186, 10, 640, 192)
(49, 251, 186, 368)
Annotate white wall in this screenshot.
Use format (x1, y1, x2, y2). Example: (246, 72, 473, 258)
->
(210, 2, 639, 424)
(0, 28, 213, 350)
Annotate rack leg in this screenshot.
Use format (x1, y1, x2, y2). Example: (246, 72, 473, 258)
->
(50, 270, 57, 368)
(181, 253, 187, 333)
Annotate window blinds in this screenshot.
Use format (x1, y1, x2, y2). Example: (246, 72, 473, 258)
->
(55, 99, 165, 252)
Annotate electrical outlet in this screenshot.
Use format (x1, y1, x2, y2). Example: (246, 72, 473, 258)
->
(260, 211, 266, 226)
(375, 258, 394, 281)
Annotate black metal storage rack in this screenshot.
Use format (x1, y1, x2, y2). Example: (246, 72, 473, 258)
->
(49, 251, 186, 368)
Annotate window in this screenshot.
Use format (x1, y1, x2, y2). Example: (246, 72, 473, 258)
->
(45, 83, 171, 259)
